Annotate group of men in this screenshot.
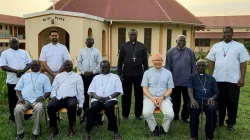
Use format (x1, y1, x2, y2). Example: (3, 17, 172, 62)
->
(0, 26, 249, 140)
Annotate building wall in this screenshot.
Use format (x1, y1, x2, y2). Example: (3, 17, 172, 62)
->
(25, 14, 108, 65)
(111, 23, 193, 66)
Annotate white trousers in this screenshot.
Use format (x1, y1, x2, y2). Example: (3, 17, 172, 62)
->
(143, 98, 174, 132)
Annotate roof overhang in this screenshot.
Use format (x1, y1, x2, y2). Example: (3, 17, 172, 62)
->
(195, 32, 250, 39)
(23, 10, 104, 22)
(104, 19, 205, 27)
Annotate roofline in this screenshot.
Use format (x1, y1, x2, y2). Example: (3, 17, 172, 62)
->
(0, 22, 25, 26)
(204, 26, 250, 28)
(23, 10, 104, 22)
(104, 19, 205, 27)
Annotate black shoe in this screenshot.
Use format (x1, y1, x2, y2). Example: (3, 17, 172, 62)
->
(206, 137, 213, 140)
(85, 132, 91, 140)
(151, 126, 159, 136)
(227, 124, 235, 131)
(136, 116, 142, 120)
(16, 133, 24, 140)
(159, 126, 167, 135)
(32, 134, 39, 140)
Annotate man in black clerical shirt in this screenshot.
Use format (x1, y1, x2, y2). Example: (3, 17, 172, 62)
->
(187, 60, 219, 140)
(117, 29, 148, 120)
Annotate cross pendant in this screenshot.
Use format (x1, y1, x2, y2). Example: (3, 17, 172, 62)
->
(224, 53, 226, 57)
(202, 88, 207, 93)
(132, 57, 136, 62)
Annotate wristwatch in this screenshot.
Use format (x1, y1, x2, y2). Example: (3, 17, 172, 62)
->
(162, 95, 166, 100)
(109, 96, 112, 99)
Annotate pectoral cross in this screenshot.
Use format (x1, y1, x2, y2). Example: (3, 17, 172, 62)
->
(224, 53, 226, 57)
(202, 88, 207, 93)
(132, 57, 136, 62)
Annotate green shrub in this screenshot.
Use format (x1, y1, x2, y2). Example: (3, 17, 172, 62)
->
(0, 70, 7, 103)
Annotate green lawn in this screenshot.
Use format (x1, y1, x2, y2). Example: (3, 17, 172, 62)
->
(0, 66, 250, 140)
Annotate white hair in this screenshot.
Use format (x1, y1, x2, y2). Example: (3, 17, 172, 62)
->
(152, 53, 163, 61)
(176, 35, 186, 40)
(196, 59, 206, 66)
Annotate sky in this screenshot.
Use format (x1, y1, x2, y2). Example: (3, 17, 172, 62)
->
(0, 0, 249, 17)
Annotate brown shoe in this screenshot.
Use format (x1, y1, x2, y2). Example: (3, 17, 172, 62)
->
(49, 127, 59, 138)
(114, 132, 121, 140)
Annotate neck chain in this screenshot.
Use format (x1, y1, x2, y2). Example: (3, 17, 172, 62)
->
(30, 72, 40, 93)
(196, 73, 207, 93)
(130, 42, 137, 62)
(102, 74, 111, 95)
(86, 48, 93, 70)
(223, 41, 232, 57)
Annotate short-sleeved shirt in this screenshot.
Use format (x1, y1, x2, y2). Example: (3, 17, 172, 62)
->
(39, 43, 71, 72)
(207, 41, 250, 83)
(15, 72, 51, 103)
(141, 67, 174, 100)
(77, 47, 102, 74)
(187, 73, 219, 100)
(0, 49, 32, 84)
(88, 73, 123, 103)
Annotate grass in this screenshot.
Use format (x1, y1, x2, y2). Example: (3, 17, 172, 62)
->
(0, 66, 250, 140)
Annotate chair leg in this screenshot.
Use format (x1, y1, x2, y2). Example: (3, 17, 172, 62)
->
(145, 120, 149, 138)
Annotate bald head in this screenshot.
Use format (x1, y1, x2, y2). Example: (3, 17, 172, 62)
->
(86, 36, 94, 48)
(9, 37, 19, 50)
(152, 53, 163, 70)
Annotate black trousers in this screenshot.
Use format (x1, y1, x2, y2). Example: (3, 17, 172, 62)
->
(190, 99, 216, 139)
(7, 83, 18, 121)
(81, 74, 98, 112)
(122, 76, 143, 118)
(86, 100, 118, 132)
(217, 82, 240, 126)
(171, 86, 190, 120)
(47, 97, 77, 128)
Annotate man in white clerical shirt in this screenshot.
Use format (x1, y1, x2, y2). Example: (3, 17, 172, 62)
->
(85, 60, 123, 140)
(77, 36, 102, 115)
(14, 60, 51, 140)
(0, 37, 32, 124)
(141, 53, 175, 136)
(47, 60, 84, 138)
(39, 29, 71, 83)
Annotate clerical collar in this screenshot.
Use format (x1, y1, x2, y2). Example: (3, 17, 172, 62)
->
(153, 67, 162, 72)
(198, 73, 205, 76)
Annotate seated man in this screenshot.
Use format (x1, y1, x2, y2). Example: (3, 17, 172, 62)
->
(187, 60, 219, 140)
(85, 60, 123, 140)
(141, 53, 175, 136)
(47, 60, 84, 137)
(14, 60, 51, 140)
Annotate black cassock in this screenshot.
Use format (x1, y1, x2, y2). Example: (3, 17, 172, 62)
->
(117, 41, 148, 118)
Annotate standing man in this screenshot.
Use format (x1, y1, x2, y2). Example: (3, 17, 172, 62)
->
(47, 60, 84, 137)
(207, 26, 250, 130)
(117, 29, 148, 120)
(14, 60, 51, 140)
(142, 53, 174, 136)
(77, 36, 102, 114)
(165, 35, 197, 122)
(0, 37, 32, 124)
(39, 29, 71, 83)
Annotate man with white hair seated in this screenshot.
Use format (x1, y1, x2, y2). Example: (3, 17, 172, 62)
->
(142, 53, 175, 136)
(165, 35, 197, 122)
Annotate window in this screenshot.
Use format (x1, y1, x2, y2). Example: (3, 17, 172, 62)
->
(5, 25, 8, 30)
(182, 30, 187, 37)
(88, 28, 92, 37)
(167, 29, 172, 51)
(0, 25, 2, 30)
(5, 43, 8, 47)
(118, 28, 126, 53)
(195, 39, 210, 47)
(0, 43, 2, 47)
(144, 28, 152, 54)
(102, 30, 106, 56)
